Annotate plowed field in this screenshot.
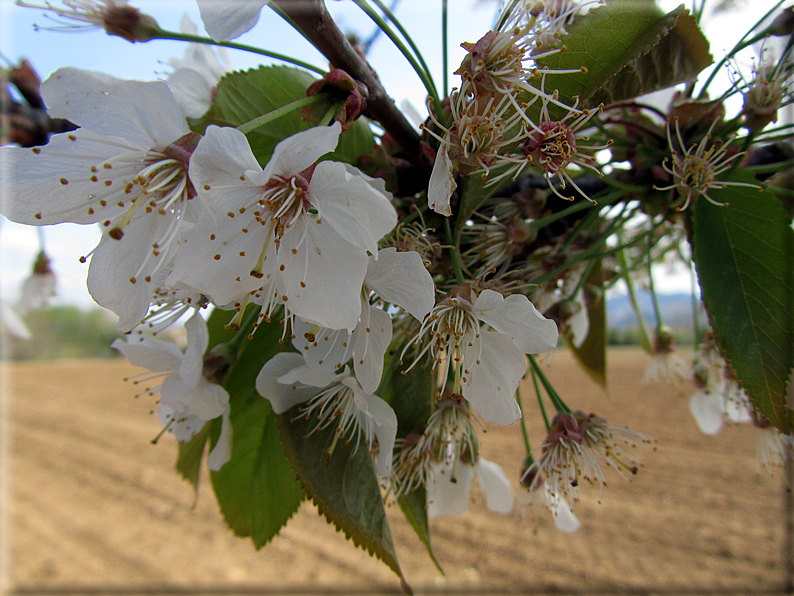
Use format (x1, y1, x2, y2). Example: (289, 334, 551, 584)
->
(3, 349, 788, 594)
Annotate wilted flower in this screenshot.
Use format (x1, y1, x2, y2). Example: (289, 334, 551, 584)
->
(654, 118, 759, 211)
(523, 410, 652, 502)
(18, 0, 160, 41)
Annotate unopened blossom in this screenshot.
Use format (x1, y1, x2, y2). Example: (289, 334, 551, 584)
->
(256, 352, 397, 477)
(167, 14, 232, 119)
(196, 0, 267, 41)
(292, 247, 435, 393)
(18, 0, 160, 41)
(112, 310, 232, 470)
(0, 68, 201, 332)
(654, 118, 759, 211)
(401, 284, 558, 425)
(169, 122, 397, 331)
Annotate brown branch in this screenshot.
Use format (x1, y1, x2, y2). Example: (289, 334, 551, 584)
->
(272, 0, 429, 172)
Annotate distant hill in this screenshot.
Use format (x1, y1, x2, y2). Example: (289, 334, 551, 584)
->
(606, 292, 703, 331)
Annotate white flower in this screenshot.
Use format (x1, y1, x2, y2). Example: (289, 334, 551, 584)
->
(167, 14, 232, 119)
(292, 247, 435, 393)
(112, 310, 232, 470)
(0, 67, 200, 332)
(256, 352, 397, 477)
(169, 122, 397, 331)
(401, 284, 558, 425)
(427, 456, 513, 517)
(196, 0, 267, 41)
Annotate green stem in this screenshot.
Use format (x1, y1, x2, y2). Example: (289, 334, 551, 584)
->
(266, 1, 315, 46)
(528, 355, 570, 414)
(647, 235, 665, 331)
(515, 385, 533, 453)
(318, 102, 341, 126)
(351, 0, 440, 105)
(236, 92, 333, 134)
(529, 190, 621, 231)
(697, 0, 785, 96)
(744, 157, 794, 175)
(152, 30, 325, 74)
(444, 217, 465, 285)
(616, 246, 653, 354)
(531, 366, 551, 432)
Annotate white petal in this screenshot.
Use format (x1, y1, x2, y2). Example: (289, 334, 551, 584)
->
(206, 406, 233, 471)
(256, 353, 320, 414)
(263, 122, 342, 181)
(292, 316, 354, 373)
(0, 129, 135, 226)
(42, 68, 187, 149)
(189, 379, 229, 420)
(168, 205, 271, 307)
(474, 290, 558, 354)
(365, 248, 435, 321)
(87, 213, 178, 333)
(569, 290, 589, 349)
(461, 330, 525, 425)
(427, 143, 455, 217)
(189, 125, 266, 214)
(179, 310, 209, 389)
(309, 161, 397, 256)
(475, 459, 513, 514)
(545, 486, 581, 533)
(111, 336, 183, 372)
(277, 218, 367, 330)
(353, 388, 398, 477)
(168, 67, 214, 119)
(427, 460, 474, 517)
(354, 305, 392, 394)
(689, 390, 725, 435)
(197, 0, 267, 40)
(278, 364, 341, 389)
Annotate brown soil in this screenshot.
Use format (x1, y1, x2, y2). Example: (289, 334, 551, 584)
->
(4, 348, 788, 594)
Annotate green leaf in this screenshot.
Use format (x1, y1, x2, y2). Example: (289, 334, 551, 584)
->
(326, 117, 377, 169)
(566, 258, 607, 389)
(175, 421, 212, 491)
(387, 355, 442, 572)
(209, 316, 305, 548)
(197, 65, 317, 166)
(277, 410, 410, 591)
(691, 172, 794, 433)
(533, 0, 712, 118)
(398, 488, 444, 575)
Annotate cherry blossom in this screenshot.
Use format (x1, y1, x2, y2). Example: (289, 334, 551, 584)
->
(401, 284, 558, 425)
(256, 352, 397, 477)
(169, 122, 397, 331)
(112, 310, 232, 471)
(292, 247, 435, 393)
(0, 67, 201, 332)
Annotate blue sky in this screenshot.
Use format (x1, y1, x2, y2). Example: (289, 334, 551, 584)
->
(0, 0, 784, 313)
